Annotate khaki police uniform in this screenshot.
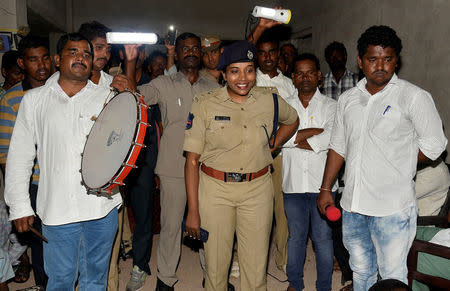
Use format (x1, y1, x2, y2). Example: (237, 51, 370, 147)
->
(183, 86, 298, 291)
(199, 68, 219, 83)
(139, 72, 219, 286)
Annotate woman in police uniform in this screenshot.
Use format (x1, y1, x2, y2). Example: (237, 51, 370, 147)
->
(183, 40, 299, 291)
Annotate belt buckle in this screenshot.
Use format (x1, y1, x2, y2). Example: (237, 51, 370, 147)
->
(227, 172, 246, 182)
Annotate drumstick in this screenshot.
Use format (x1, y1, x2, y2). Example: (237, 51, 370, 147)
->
(28, 224, 48, 243)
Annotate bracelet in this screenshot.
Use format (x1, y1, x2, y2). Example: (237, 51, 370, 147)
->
(167, 54, 176, 57)
(319, 187, 332, 192)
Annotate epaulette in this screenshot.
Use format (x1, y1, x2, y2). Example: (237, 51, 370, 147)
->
(193, 88, 220, 103)
(254, 86, 279, 95)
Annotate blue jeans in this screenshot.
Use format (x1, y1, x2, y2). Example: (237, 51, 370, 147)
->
(342, 206, 417, 291)
(284, 192, 335, 291)
(42, 209, 118, 291)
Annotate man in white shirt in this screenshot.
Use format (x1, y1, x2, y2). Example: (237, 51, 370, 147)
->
(5, 33, 122, 291)
(283, 53, 337, 291)
(318, 26, 447, 291)
(254, 34, 296, 271)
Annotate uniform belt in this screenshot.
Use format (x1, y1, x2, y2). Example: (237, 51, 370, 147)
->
(200, 164, 269, 183)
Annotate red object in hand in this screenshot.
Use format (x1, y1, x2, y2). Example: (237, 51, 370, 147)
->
(326, 206, 341, 221)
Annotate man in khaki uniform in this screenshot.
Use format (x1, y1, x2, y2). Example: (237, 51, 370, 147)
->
(183, 41, 299, 291)
(138, 32, 220, 291)
(200, 36, 222, 83)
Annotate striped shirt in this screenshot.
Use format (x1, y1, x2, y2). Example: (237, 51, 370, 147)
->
(321, 69, 358, 101)
(0, 81, 39, 184)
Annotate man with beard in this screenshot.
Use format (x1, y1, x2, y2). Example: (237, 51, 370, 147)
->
(127, 32, 220, 291)
(322, 41, 358, 101)
(0, 35, 52, 290)
(5, 33, 122, 291)
(199, 36, 222, 83)
(77, 21, 137, 291)
(255, 34, 295, 272)
(318, 26, 447, 290)
(283, 54, 337, 291)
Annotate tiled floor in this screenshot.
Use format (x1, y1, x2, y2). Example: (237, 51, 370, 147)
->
(9, 235, 349, 290)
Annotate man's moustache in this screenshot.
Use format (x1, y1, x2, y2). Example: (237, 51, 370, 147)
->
(185, 56, 199, 61)
(72, 63, 87, 69)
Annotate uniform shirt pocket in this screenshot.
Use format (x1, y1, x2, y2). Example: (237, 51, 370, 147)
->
(206, 117, 241, 151)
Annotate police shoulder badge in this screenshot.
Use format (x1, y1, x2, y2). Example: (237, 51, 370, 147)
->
(247, 50, 253, 60)
(186, 112, 194, 130)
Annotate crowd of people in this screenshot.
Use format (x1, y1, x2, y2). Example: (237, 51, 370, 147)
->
(0, 11, 448, 291)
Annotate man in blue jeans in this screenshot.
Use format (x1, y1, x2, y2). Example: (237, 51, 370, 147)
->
(4, 33, 125, 291)
(318, 26, 447, 291)
(282, 53, 337, 291)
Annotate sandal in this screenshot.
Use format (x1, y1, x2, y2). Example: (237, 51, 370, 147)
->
(13, 253, 31, 283)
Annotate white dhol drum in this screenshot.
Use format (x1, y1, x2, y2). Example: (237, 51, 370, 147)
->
(81, 91, 149, 194)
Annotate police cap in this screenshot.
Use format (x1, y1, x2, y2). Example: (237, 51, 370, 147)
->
(201, 35, 221, 53)
(217, 40, 257, 71)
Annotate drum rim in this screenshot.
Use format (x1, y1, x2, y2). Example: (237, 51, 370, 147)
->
(80, 91, 143, 192)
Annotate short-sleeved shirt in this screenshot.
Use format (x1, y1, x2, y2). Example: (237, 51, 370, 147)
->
(138, 72, 220, 177)
(183, 86, 298, 173)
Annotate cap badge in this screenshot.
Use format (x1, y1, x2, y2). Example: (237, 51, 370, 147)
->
(247, 50, 253, 60)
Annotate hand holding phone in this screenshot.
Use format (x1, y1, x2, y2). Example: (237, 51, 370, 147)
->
(181, 220, 209, 243)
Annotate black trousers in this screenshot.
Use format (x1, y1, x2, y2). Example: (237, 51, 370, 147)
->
(29, 184, 48, 287)
(127, 113, 158, 275)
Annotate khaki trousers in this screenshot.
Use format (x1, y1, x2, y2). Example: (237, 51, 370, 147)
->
(122, 206, 133, 253)
(200, 171, 273, 291)
(107, 206, 123, 291)
(272, 155, 288, 268)
(157, 175, 187, 286)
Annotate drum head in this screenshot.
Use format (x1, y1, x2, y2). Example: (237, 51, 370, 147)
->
(81, 91, 138, 189)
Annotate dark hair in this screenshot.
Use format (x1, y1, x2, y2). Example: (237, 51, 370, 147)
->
(175, 32, 201, 50)
(17, 35, 49, 58)
(281, 43, 297, 53)
(78, 21, 111, 42)
(1, 50, 20, 70)
(56, 33, 93, 55)
(325, 41, 347, 61)
(256, 32, 279, 49)
(357, 25, 402, 58)
(368, 279, 412, 291)
(294, 53, 320, 71)
(148, 50, 167, 63)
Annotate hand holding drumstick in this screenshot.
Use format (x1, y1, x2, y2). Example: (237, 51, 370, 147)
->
(13, 215, 48, 243)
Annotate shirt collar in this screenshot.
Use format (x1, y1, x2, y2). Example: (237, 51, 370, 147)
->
(292, 87, 322, 105)
(257, 68, 282, 80)
(172, 70, 209, 86)
(357, 73, 399, 95)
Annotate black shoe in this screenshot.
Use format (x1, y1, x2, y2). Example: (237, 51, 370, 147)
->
(201, 278, 235, 291)
(155, 278, 174, 291)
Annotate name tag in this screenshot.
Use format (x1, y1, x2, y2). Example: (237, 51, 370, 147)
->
(215, 116, 231, 121)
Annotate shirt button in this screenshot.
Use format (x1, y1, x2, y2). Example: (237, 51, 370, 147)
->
(221, 126, 224, 129)
(241, 108, 244, 111)
(243, 125, 247, 128)
(240, 168, 243, 170)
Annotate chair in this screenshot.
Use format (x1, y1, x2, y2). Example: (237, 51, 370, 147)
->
(407, 238, 450, 290)
(417, 188, 450, 228)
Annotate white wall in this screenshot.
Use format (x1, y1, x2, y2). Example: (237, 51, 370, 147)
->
(0, 0, 27, 83)
(286, 0, 450, 160)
